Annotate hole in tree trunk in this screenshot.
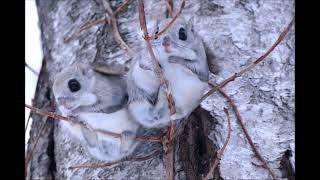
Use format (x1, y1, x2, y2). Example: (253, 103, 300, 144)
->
(175, 107, 223, 180)
(280, 149, 295, 180)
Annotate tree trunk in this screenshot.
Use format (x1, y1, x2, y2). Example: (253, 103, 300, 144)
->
(26, 0, 295, 179)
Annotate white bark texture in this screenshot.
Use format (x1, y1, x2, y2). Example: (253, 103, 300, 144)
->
(26, 0, 295, 179)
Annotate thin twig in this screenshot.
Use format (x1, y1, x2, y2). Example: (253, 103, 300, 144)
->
(162, 121, 176, 180)
(25, 62, 38, 76)
(137, 1, 187, 179)
(138, 2, 178, 178)
(217, 88, 278, 180)
(25, 115, 32, 134)
(165, 0, 174, 18)
(201, 16, 295, 102)
(25, 99, 37, 134)
(102, 0, 134, 56)
(114, 0, 131, 15)
(26, 104, 74, 121)
(25, 118, 49, 177)
(25, 104, 162, 143)
(69, 149, 162, 170)
(163, 146, 174, 180)
(203, 108, 232, 180)
(64, 17, 107, 43)
(154, 0, 185, 39)
(64, 0, 132, 44)
(25, 99, 36, 133)
(138, 0, 176, 114)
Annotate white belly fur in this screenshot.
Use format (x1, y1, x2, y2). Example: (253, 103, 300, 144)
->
(77, 109, 139, 161)
(78, 109, 139, 134)
(164, 64, 207, 115)
(133, 61, 160, 93)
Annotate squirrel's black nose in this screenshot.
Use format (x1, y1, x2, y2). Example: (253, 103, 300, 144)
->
(162, 36, 171, 46)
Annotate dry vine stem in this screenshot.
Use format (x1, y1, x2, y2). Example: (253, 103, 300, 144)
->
(201, 16, 295, 102)
(25, 104, 162, 143)
(69, 149, 162, 170)
(137, 1, 189, 179)
(25, 62, 38, 76)
(114, 0, 131, 14)
(63, 17, 106, 43)
(102, 0, 134, 56)
(137, 0, 176, 178)
(161, 120, 176, 180)
(217, 88, 278, 180)
(154, 0, 185, 39)
(64, 0, 132, 51)
(203, 108, 232, 180)
(165, 0, 174, 18)
(138, 0, 176, 114)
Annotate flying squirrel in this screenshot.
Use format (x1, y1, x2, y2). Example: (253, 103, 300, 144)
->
(53, 63, 140, 161)
(127, 17, 209, 128)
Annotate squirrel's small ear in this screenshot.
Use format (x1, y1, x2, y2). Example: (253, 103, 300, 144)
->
(187, 17, 194, 32)
(75, 63, 94, 78)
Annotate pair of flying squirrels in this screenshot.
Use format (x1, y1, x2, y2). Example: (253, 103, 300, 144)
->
(52, 17, 209, 162)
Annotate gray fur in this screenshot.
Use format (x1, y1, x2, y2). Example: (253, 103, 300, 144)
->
(53, 64, 127, 116)
(52, 63, 140, 162)
(80, 127, 98, 147)
(127, 17, 209, 128)
(158, 18, 209, 82)
(168, 56, 209, 82)
(127, 72, 160, 105)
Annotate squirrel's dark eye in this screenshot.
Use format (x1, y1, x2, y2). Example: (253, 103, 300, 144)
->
(178, 27, 187, 41)
(68, 79, 81, 92)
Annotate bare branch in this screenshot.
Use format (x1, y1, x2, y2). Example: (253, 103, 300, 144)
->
(63, 17, 107, 43)
(137, 2, 186, 179)
(102, 0, 134, 56)
(25, 115, 32, 134)
(201, 15, 295, 102)
(63, 0, 132, 45)
(165, 0, 174, 18)
(154, 0, 185, 39)
(25, 99, 36, 134)
(217, 88, 278, 180)
(69, 149, 162, 170)
(203, 107, 232, 180)
(161, 121, 176, 180)
(25, 104, 162, 143)
(114, 0, 131, 14)
(138, 0, 176, 114)
(25, 104, 76, 122)
(25, 62, 39, 76)
(163, 147, 174, 180)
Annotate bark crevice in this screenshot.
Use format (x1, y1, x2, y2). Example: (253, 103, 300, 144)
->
(175, 107, 222, 180)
